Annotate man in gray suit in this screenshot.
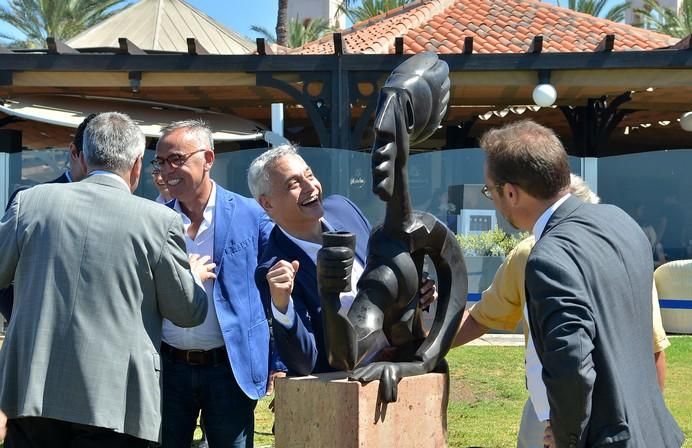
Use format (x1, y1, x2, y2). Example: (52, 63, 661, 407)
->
(481, 120, 683, 448)
(0, 112, 211, 447)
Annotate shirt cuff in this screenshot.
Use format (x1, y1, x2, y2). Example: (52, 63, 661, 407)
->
(272, 297, 296, 328)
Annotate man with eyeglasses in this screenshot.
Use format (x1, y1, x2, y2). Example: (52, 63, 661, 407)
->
(0, 112, 210, 447)
(456, 174, 671, 448)
(475, 120, 682, 448)
(154, 120, 281, 448)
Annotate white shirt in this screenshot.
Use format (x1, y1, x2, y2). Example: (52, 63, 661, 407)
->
(162, 182, 225, 350)
(271, 220, 388, 365)
(524, 193, 571, 421)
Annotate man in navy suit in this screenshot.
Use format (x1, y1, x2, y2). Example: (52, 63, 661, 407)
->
(1, 113, 96, 322)
(249, 145, 435, 376)
(155, 120, 280, 448)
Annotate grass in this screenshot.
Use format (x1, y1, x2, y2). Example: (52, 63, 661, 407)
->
(242, 336, 692, 447)
(1, 337, 688, 447)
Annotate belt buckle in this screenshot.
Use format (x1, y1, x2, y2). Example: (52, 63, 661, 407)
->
(185, 349, 206, 366)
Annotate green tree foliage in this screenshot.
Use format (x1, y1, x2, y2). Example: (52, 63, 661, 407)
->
(556, 0, 630, 22)
(339, 0, 413, 23)
(456, 228, 530, 257)
(0, 0, 126, 48)
(252, 17, 335, 48)
(635, 0, 692, 37)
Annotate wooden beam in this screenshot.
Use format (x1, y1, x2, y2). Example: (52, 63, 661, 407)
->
(527, 36, 543, 54)
(395, 37, 404, 55)
(0, 70, 11, 85)
(463, 37, 473, 55)
(186, 38, 209, 55)
(0, 50, 689, 73)
(333, 33, 343, 55)
(46, 38, 79, 55)
(595, 34, 615, 52)
(118, 38, 146, 55)
(256, 38, 266, 56)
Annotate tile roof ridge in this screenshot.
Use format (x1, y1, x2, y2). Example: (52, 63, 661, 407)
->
(349, 0, 454, 31)
(522, 0, 676, 42)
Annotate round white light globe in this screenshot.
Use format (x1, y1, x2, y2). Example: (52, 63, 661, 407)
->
(681, 111, 692, 132)
(532, 84, 557, 107)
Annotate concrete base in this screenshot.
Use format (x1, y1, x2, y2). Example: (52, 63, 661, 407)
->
(274, 371, 449, 448)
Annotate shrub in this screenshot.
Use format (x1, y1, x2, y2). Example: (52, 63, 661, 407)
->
(456, 228, 529, 257)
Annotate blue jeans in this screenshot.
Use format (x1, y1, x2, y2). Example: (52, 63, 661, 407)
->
(161, 350, 257, 448)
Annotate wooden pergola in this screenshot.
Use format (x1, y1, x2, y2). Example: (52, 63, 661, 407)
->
(0, 33, 690, 156)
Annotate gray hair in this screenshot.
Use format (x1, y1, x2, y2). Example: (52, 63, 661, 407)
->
(570, 173, 600, 204)
(247, 144, 302, 200)
(83, 112, 146, 173)
(159, 119, 214, 151)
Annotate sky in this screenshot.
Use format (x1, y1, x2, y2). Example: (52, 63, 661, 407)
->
(0, 0, 623, 44)
(0, 0, 279, 42)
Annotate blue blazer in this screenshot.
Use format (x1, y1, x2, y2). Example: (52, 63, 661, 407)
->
(255, 195, 371, 375)
(173, 185, 277, 400)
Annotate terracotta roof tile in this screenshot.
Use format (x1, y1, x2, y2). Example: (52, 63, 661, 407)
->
(292, 0, 676, 55)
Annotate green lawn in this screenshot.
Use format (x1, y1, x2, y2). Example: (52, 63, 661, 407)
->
(246, 336, 692, 447)
(2, 338, 688, 447)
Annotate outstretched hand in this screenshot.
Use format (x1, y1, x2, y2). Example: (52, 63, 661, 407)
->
(188, 254, 217, 283)
(419, 273, 437, 310)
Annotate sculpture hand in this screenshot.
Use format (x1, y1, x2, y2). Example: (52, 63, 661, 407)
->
(266, 260, 300, 314)
(317, 246, 354, 295)
(352, 361, 403, 403)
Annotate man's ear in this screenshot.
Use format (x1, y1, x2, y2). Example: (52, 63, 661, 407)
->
(69, 143, 79, 161)
(505, 183, 520, 205)
(204, 150, 215, 171)
(78, 150, 88, 175)
(258, 194, 272, 212)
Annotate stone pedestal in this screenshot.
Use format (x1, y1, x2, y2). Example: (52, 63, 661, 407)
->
(274, 371, 448, 448)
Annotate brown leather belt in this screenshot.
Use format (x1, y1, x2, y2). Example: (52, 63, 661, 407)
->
(161, 341, 228, 366)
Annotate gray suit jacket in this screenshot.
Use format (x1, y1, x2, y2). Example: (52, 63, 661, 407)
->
(526, 196, 683, 448)
(0, 174, 208, 442)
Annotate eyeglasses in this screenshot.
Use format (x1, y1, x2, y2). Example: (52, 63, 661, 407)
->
(481, 183, 505, 200)
(151, 149, 207, 170)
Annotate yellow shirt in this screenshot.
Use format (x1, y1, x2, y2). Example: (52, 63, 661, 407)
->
(468, 236, 670, 353)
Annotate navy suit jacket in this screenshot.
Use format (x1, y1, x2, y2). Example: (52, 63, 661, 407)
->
(171, 185, 278, 400)
(255, 195, 371, 375)
(526, 196, 683, 448)
(1, 172, 70, 321)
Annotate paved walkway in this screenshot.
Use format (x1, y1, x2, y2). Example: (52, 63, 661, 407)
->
(466, 333, 525, 346)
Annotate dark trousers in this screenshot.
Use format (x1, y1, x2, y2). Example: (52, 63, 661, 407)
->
(5, 416, 150, 448)
(160, 350, 257, 448)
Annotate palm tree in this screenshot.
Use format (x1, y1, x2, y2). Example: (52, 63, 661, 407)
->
(276, 0, 288, 47)
(0, 0, 126, 48)
(252, 18, 335, 48)
(339, 0, 413, 23)
(557, 0, 630, 22)
(635, 0, 692, 37)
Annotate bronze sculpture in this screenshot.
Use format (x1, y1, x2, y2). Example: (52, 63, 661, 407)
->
(316, 53, 468, 403)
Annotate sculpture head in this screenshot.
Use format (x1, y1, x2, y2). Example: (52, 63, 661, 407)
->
(372, 52, 450, 202)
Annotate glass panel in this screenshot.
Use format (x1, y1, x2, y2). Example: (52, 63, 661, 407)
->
(598, 149, 692, 265)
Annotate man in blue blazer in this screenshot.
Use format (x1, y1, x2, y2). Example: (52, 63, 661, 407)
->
(249, 146, 435, 376)
(155, 120, 280, 448)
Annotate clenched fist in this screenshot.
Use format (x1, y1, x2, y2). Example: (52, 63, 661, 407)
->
(266, 260, 300, 313)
